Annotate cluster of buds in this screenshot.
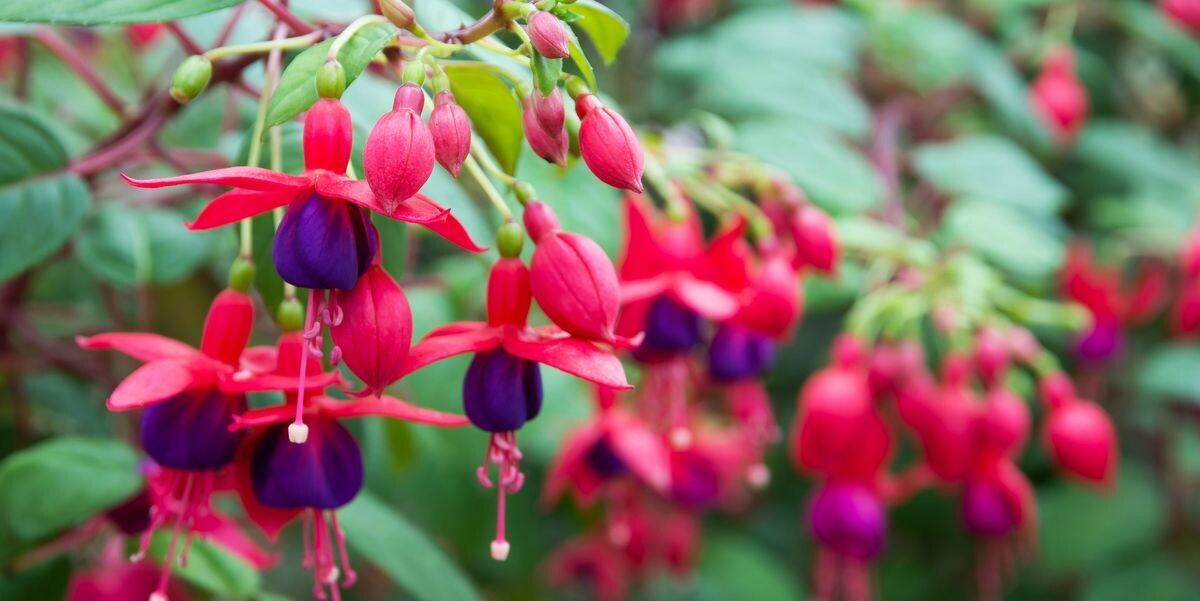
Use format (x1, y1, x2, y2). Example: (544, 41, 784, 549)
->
(790, 322, 1116, 600)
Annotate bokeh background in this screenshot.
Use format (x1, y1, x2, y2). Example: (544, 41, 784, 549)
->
(1, 1, 1199, 600)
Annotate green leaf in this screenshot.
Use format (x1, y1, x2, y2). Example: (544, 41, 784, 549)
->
(565, 27, 596, 91)
(867, 5, 982, 90)
(76, 204, 220, 286)
(1137, 345, 1200, 404)
(1115, 0, 1200, 81)
(968, 44, 1053, 151)
(699, 533, 806, 601)
(0, 556, 70, 599)
(532, 53, 562, 97)
(266, 22, 398, 128)
(913, 136, 1067, 213)
(339, 492, 482, 601)
(150, 534, 261, 600)
(568, 0, 630, 64)
(1076, 121, 1200, 197)
(0, 437, 141, 547)
(1081, 558, 1195, 601)
(1038, 461, 1165, 575)
(735, 120, 882, 213)
(0, 0, 244, 24)
(444, 63, 523, 174)
(940, 200, 1065, 280)
(0, 107, 92, 281)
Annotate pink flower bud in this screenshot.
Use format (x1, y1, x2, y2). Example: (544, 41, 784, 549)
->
(531, 87, 566, 134)
(303, 98, 353, 173)
(1171, 279, 1200, 337)
(1030, 47, 1089, 140)
(487, 258, 532, 327)
(973, 327, 1010, 385)
(790, 204, 838, 274)
(528, 11, 571, 59)
(526, 202, 620, 342)
(1038, 372, 1076, 410)
(978, 386, 1030, 458)
(789, 362, 872, 477)
(1161, 0, 1200, 34)
(200, 289, 254, 365)
(523, 95, 568, 167)
(364, 83, 435, 213)
(1044, 400, 1116, 486)
(576, 94, 644, 192)
(732, 255, 801, 338)
(329, 264, 413, 394)
(429, 91, 471, 177)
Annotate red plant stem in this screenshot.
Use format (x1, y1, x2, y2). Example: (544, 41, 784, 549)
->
(871, 100, 908, 231)
(33, 27, 127, 116)
(435, 7, 509, 44)
(165, 21, 205, 56)
(258, 0, 317, 35)
(214, 3, 249, 48)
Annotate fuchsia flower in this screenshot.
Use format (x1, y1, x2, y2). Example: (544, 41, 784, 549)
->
(1037, 374, 1117, 486)
(543, 404, 670, 507)
(526, 201, 626, 345)
(428, 90, 471, 177)
(576, 94, 645, 192)
(545, 535, 631, 601)
(1162, 0, 1200, 34)
(790, 336, 877, 477)
(328, 262, 412, 395)
(365, 84, 437, 207)
(123, 96, 482, 291)
(68, 539, 190, 601)
(231, 331, 467, 600)
(523, 91, 569, 167)
(527, 11, 571, 59)
(403, 252, 631, 560)
(1061, 243, 1168, 362)
(790, 204, 840, 275)
(1030, 46, 1089, 141)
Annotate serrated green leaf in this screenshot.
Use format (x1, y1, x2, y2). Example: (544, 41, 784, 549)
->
(0, 437, 141, 547)
(0, 0, 244, 25)
(532, 53, 562, 96)
(940, 200, 1064, 280)
(339, 492, 482, 601)
(444, 63, 523, 174)
(266, 22, 398, 128)
(150, 534, 261, 600)
(0, 175, 91, 281)
(914, 136, 1067, 213)
(569, 0, 630, 64)
(76, 204, 219, 286)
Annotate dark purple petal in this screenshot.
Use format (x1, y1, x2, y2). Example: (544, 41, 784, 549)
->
(104, 489, 152, 536)
(584, 436, 626, 478)
(632, 295, 703, 363)
(807, 483, 886, 561)
(1074, 318, 1124, 363)
(961, 478, 1018, 537)
(708, 323, 775, 381)
(463, 349, 543, 433)
(251, 418, 364, 510)
(273, 194, 373, 291)
(139, 390, 246, 471)
(669, 451, 720, 508)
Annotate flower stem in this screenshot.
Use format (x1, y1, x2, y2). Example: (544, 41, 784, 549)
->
(33, 28, 127, 116)
(205, 32, 322, 60)
(463, 155, 513, 222)
(470, 139, 517, 185)
(257, 0, 317, 35)
(240, 24, 287, 259)
(328, 15, 389, 61)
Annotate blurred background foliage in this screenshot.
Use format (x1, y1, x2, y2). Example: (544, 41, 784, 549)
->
(0, 0, 1199, 600)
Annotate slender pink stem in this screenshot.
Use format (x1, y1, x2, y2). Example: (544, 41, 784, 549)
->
(258, 0, 317, 35)
(33, 27, 127, 116)
(165, 22, 205, 56)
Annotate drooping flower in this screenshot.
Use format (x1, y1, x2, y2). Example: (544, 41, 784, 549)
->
(1061, 243, 1168, 363)
(807, 482, 887, 601)
(403, 250, 632, 560)
(231, 334, 467, 600)
(543, 404, 670, 507)
(1030, 46, 1089, 140)
(428, 90, 472, 177)
(544, 535, 632, 601)
(364, 83, 436, 208)
(527, 11, 571, 59)
(576, 93, 645, 192)
(790, 204, 839, 275)
(328, 262, 412, 395)
(790, 336, 876, 477)
(523, 91, 569, 167)
(122, 97, 483, 291)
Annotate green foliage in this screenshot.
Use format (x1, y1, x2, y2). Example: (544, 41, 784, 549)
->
(0, 0, 245, 24)
(149, 533, 263, 600)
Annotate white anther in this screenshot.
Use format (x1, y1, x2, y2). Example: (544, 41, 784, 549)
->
(490, 540, 510, 561)
(288, 423, 310, 444)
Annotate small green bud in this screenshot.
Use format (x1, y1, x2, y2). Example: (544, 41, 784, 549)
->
(403, 59, 426, 86)
(228, 258, 255, 293)
(170, 55, 213, 104)
(564, 76, 589, 99)
(316, 60, 347, 99)
(497, 222, 525, 258)
(277, 298, 306, 332)
(513, 181, 536, 205)
(432, 72, 451, 95)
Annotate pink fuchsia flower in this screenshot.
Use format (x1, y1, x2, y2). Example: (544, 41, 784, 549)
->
(429, 90, 472, 177)
(910, 354, 979, 483)
(522, 92, 569, 167)
(122, 97, 482, 291)
(1043, 397, 1117, 486)
(790, 204, 839, 275)
(807, 482, 887, 563)
(789, 336, 877, 478)
(542, 405, 670, 507)
(231, 335, 467, 600)
(1030, 46, 1089, 141)
(364, 84, 436, 208)
(1061, 244, 1169, 362)
(528, 11, 571, 59)
(402, 255, 632, 559)
(328, 263, 412, 395)
(525, 201, 626, 345)
(576, 93, 645, 192)
(68, 539, 190, 601)
(544, 535, 631, 601)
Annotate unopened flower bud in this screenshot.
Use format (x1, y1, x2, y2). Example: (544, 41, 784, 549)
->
(329, 265, 413, 395)
(364, 83, 435, 213)
(523, 95, 568, 167)
(170, 55, 212, 104)
(429, 91, 471, 177)
(527, 11, 571, 59)
(575, 94, 644, 192)
(316, 60, 346, 99)
(380, 0, 416, 30)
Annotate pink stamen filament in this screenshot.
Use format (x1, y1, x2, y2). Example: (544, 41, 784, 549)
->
(150, 473, 196, 601)
(479, 432, 524, 561)
(331, 512, 357, 587)
(292, 289, 322, 444)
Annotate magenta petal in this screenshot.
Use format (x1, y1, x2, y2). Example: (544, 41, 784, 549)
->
(78, 333, 200, 363)
(121, 167, 309, 192)
(402, 323, 501, 375)
(313, 174, 390, 216)
(108, 360, 197, 411)
(671, 276, 740, 320)
(318, 395, 469, 427)
(610, 418, 670, 492)
(504, 330, 632, 390)
(403, 194, 486, 252)
(219, 370, 340, 394)
(188, 187, 304, 230)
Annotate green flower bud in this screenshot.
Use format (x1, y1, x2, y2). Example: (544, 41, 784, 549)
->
(497, 222, 525, 258)
(170, 55, 213, 105)
(316, 60, 347, 99)
(277, 298, 306, 332)
(228, 258, 255, 293)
